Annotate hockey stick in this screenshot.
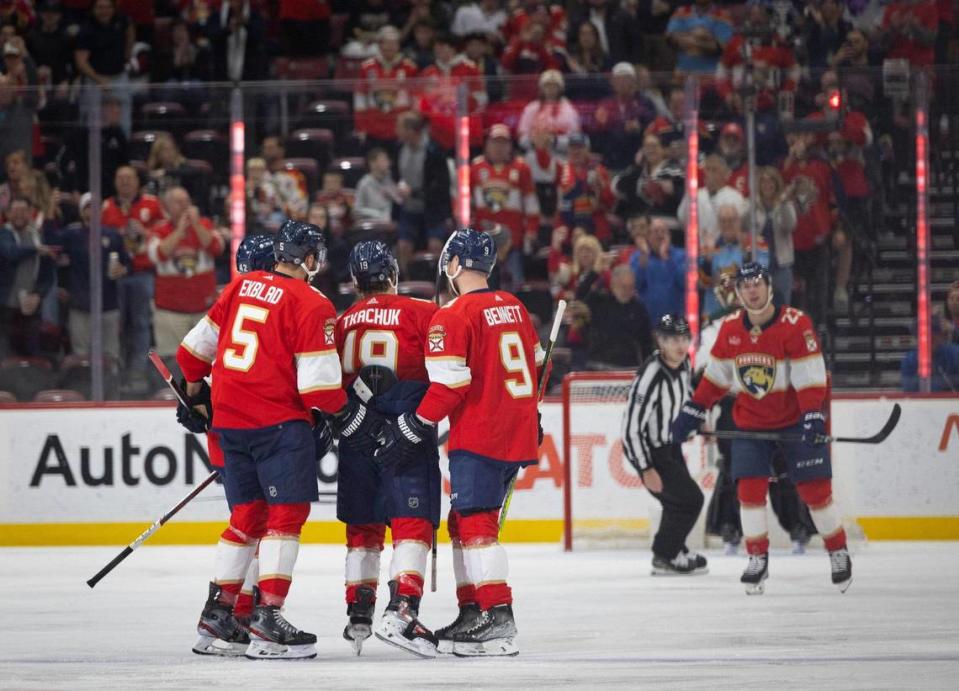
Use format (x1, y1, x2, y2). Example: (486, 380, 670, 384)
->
(499, 299, 567, 532)
(699, 403, 901, 445)
(86, 352, 220, 588)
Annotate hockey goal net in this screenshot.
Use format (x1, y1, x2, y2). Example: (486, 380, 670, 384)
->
(561, 371, 864, 552)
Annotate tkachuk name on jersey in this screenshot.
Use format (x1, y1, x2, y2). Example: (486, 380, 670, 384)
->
(339, 307, 402, 330)
(238, 279, 284, 305)
(483, 305, 524, 327)
(735, 352, 777, 399)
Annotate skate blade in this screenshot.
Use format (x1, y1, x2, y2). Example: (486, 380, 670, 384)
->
(192, 634, 247, 657)
(744, 579, 767, 596)
(835, 576, 852, 594)
(436, 639, 454, 655)
(374, 628, 438, 659)
(651, 566, 710, 576)
(452, 637, 519, 657)
(245, 639, 317, 660)
(344, 625, 372, 656)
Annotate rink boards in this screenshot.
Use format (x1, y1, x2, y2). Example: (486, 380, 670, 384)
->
(0, 395, 957, 545)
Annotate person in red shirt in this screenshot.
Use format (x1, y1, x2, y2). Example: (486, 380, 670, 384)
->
(147, 186, 225, 357)
(354, 25, 419, 148)
(502, 0, 566, 51)
(672, 262, 851, 595)
(780, 131, 834, 327)
(718, 123, 749, 197)
(470, 124, 540, 289)
(376, 228, 546, 657)
(334, 240, 441, 658)
(878, 0, 938, 67)
(499, 18, 557, 101)
(177, 220, 382, 659)
(101, 165, 164, 381)
(279, 0, 331, 57)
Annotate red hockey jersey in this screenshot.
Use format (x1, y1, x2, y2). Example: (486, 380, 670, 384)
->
(177, 270, 346, 429)
(691, 306, 827, 430)
(101, 194, 164, 273)
(417, 289, 546, 464)
(470, 156, 540, 248)
(335, 293, 438, 386)
(417, 57, 486, 151)
(354, 55, 418, 141)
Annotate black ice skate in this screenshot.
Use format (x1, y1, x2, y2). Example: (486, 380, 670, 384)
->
(741, 553, 769, 595)
(830, 548, 853, 593)
(342, 585, 375, 656)
(192, 582, 250, 657)
(374, 582, 438, 658)
(435, 603, 483, 654)
(246, 591, 317, 660)
(651, 549, 709, 576)
(452, 604, 519, 657)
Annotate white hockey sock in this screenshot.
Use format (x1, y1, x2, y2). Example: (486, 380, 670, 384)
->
(462, 541, 509, 589)
(809, 499, 843, 540)
(740, 505, 769, 543)
(345, 547, 382, 588)
(240, 555, 259, 599)
(389, 540, 429, 594)
(213, 536, 257, 595)
(451, 542, 471, 595)
(257, 534, 300, 606)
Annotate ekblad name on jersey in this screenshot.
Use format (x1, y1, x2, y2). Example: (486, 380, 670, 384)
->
(416, 290, 546, 464)
(178, 270, 346, 428)
(335, 293, 438, 386)
(693, 306, 827, 430)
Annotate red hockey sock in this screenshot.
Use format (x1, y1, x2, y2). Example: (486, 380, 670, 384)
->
(459, 510, 511, 610)
(390, 517, 432, 598)
(233, 592, 253, 618)
(796, 478, 848, 551)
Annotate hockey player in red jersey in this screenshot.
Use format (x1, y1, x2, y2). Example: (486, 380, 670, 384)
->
(176, 220, 382, 659)
(672, 262, 852, 594)
(334, 240, 442, 658)
(377, 228, 546, 657)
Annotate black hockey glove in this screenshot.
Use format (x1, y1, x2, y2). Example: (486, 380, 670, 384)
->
(175, 379, 212, 434)
(312, 411, 335, 459)
(671, 401, 706, 442)
(375, 412, 433, 469)
(801, 411, 828, 444)
(331, 398, 386, 456)
(537, 411, 544, 447)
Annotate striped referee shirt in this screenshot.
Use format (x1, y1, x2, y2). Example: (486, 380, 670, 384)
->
(621, 352, 692, 472)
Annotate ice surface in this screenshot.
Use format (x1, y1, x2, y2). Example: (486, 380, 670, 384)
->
(1, 542, 957, 690)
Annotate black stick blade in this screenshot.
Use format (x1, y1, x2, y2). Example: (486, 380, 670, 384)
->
(836, 403, 901, 444)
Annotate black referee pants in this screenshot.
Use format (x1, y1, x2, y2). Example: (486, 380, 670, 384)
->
(647, 444, 704, 561)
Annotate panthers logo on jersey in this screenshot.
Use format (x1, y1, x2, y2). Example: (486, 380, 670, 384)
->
(735, 353, 777, 399)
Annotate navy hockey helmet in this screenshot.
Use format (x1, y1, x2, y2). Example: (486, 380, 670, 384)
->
(656, 313, 691, 337)
(735, 261, 771, 288)
(274, 219, 327, 269)
(236, 234, 276, 274)
(349, 240, 399, 292)
(439, 227, 497, 279)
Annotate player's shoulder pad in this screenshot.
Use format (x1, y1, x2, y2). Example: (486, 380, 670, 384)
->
(440, 296, 460, 310)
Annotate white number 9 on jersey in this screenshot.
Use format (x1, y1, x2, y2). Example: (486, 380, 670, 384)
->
(500, 331, 533, 398)
(341, 329, 400, 374)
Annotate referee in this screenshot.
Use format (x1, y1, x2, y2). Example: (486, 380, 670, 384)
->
(621, 314, 707, 575)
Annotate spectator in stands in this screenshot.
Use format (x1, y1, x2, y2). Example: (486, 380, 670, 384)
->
(781, 131, 834, 327)
(716, 123, 748, 197)
(451, 0, 507, 44)
(405, 18, 437, 70)
(393, 110, 452, 275)
(517, 69, 582, 153)
(559, 20, 613, 101)
(573, 263, 655, 370)
(462, 31, 504, 103)
(804, 0, 852, 70)
(677, 154, 747, 253)
(0, 149, 30, 212)
(101, 164, 163, 384)
(0, 38, 39, 167)
(28, 1, 72, 90)
(353, 147, 401, 222)
(307, 202, 350, 293)
(665, 0, 732, 75)
(744, 166, 797, 307)
(901, 319, 959, 392)
(145, 132, 206, 210)
(279, 0, 331, 57)
(245, 156, 284, 233)
(58, 192, 130, 361)
(645, 85, 688, 158)
(56, 92, 129, 194)
(614, 213, 651, 265)
(0, 197, 57, 358)
(154, 18, 212, 88)
(944, 281, 959, 345)
(315, 166, 353, 235)
(399, 0, 450, 48)
(504, 0, 567, 50)
(0, 0, 35, 31)
(342, 0, 397, 58)
(700, 204, 769, 319)
(260, 135, 307, 220)
(613, 132, 684, 218)
(638, 0, 679, 72)
(203, 0, 267, 82)
(74, 0, 134, 134)
(500, 17, 556, 101)
(591, 62, 656, 172)
(354, 25, 418, 150)
(470, 123, 540, 289)
(629, 215, 684, 322)
(554, 231, 609, 301)
(877, 0, 938, 68)
(567, 0, 643, 66)
(557, 133, 615, 243)
(832, 29, 878, 117)
(147, 186, 224, 357)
